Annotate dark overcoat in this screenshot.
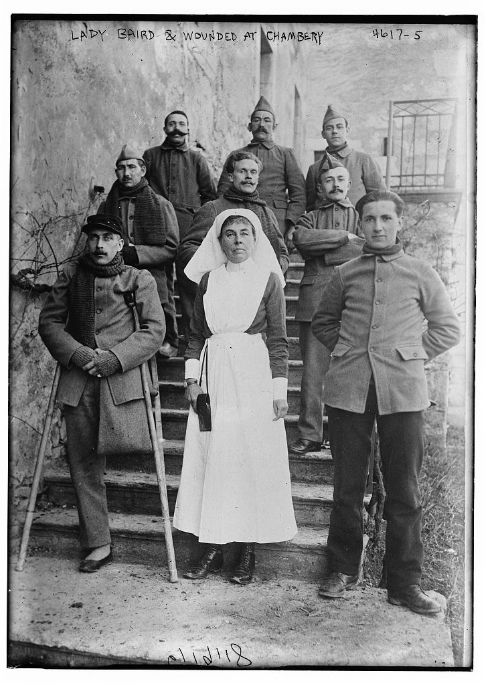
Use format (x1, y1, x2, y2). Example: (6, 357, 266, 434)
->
(38, 263, 165, 408)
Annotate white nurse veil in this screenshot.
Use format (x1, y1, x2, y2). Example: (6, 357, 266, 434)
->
(184, 208, 285, 287)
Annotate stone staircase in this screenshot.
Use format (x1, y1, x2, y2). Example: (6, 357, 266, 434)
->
(12, 254, 456, 669)
(29, 254, 336, 581)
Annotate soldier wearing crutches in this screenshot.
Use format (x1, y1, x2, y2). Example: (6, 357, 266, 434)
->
(38, 214, 166, 573)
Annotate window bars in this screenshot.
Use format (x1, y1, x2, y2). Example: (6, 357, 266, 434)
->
(385, 98, 458, 192)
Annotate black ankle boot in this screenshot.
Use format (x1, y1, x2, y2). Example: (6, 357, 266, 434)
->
(230, 543, 255, 585)
(183, 545, 223, 580)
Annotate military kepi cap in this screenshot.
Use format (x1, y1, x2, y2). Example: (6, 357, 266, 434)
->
(323, 104, 348, 127)
(82, 214, 123, 237)
(251, 96, 276, 120)
(116, 144, 145, 165)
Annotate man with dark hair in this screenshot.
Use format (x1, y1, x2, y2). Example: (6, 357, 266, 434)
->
(144, 111, 217, 350)
(97, 144, 179, 357)
(177, 150, 289, 340)
(38, 214, 165, 572)
(305, 104, 386, 213)
(289, 154, 363, 456)
(143, 111, 217, 238)
(217, 96, 306, 245)
(312, 190, 461, 613)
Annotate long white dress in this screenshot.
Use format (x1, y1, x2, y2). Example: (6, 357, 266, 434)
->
(173, 260, 297, 544)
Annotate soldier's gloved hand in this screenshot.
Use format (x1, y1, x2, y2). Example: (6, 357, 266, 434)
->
(72, 346, 96, 368)
(122, 245, 139, 266)
(83, 350, 122, 377)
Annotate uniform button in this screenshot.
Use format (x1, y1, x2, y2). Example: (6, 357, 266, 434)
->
(96, 309, 102, 314)
(96, 286, 102, 291)
(376, 278, 382, 282)
(335, 206, 339, 211)
(377, 258, 383, 262)
(372, 325, 378, 329)
(95, 329, 100, 335)
(413, 352, 418, 357)
(335, 222, 340, 227)
(375, 301, 380, 305)
(129, 214, 134, 220)
(370, 347, 375, 352)
(129, 233, 134, 239)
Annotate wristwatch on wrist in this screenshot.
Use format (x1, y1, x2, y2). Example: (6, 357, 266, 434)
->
(183, 379, 198, 388)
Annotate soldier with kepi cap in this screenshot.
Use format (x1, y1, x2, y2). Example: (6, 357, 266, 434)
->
(38, 213, 165, 572)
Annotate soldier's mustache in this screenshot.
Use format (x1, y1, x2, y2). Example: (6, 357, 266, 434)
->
(168, 129, 187, 137)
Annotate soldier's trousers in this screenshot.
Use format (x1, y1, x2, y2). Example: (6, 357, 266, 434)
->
(327, 380, 424, 590)
(298, 322, 331, 442)
(63, 376, 111, 550)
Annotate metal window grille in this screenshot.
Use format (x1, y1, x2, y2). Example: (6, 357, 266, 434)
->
(385, 98, 458, 192)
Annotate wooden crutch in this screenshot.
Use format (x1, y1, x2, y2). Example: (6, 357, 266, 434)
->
(126, 291, 178, 583)
(16, 363, 61, 571)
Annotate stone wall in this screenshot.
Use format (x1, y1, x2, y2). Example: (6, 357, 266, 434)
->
(399, 192, 463, 448)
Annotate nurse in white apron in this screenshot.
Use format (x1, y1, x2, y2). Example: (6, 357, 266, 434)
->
(173, 208, 297, 584)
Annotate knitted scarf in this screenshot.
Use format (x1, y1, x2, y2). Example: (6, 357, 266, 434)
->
(67, 253, 125, 349)
(105, 178, 167, 245)
(223, 187, 281, 261)
(327, 142, 349, 156)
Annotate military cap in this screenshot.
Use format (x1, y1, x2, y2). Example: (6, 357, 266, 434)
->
(82, 214, 123, 237)
(317, 151, 345, 179)
(322, 104, 348, 128)
(116, 144, 145, 165)
(251, 96, 276, 120)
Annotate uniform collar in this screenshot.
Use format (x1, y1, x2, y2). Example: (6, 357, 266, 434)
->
(325, 144, 352, 159)
(248, 139, 276, 150)
(160, 138, 189, 152)
(319, 197, 354, 210)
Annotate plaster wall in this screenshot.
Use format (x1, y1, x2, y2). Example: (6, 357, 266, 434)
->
(9, 18, 310, 536)
(304, 22, 474, 429)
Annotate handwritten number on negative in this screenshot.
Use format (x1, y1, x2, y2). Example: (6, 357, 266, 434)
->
(373, 28, 422, 40)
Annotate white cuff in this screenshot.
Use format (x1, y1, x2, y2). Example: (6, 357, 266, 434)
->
(272, 377, 288, 400)
(185, 358, 200, 381)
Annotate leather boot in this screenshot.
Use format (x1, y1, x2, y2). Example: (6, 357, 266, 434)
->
(183, 545, 223, 580)
(230, 543, 255, 585)
(388, 584, 442, 614)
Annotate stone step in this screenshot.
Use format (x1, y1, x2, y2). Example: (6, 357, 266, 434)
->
(159, 380, 302, 412)
(28, 507, 330, 581)
(284, 278, 301, 297)
(287, 260, 304, 273)
(285, 317, 300, 338)
(158, 357, 303, 383)
(107, 439, 334, 484)
(43, 468, 334, 527)
(158, 409, 313, 441)
(284, 296, 299, 317)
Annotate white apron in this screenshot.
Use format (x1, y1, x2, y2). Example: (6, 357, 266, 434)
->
(173, 262, 297, 544)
